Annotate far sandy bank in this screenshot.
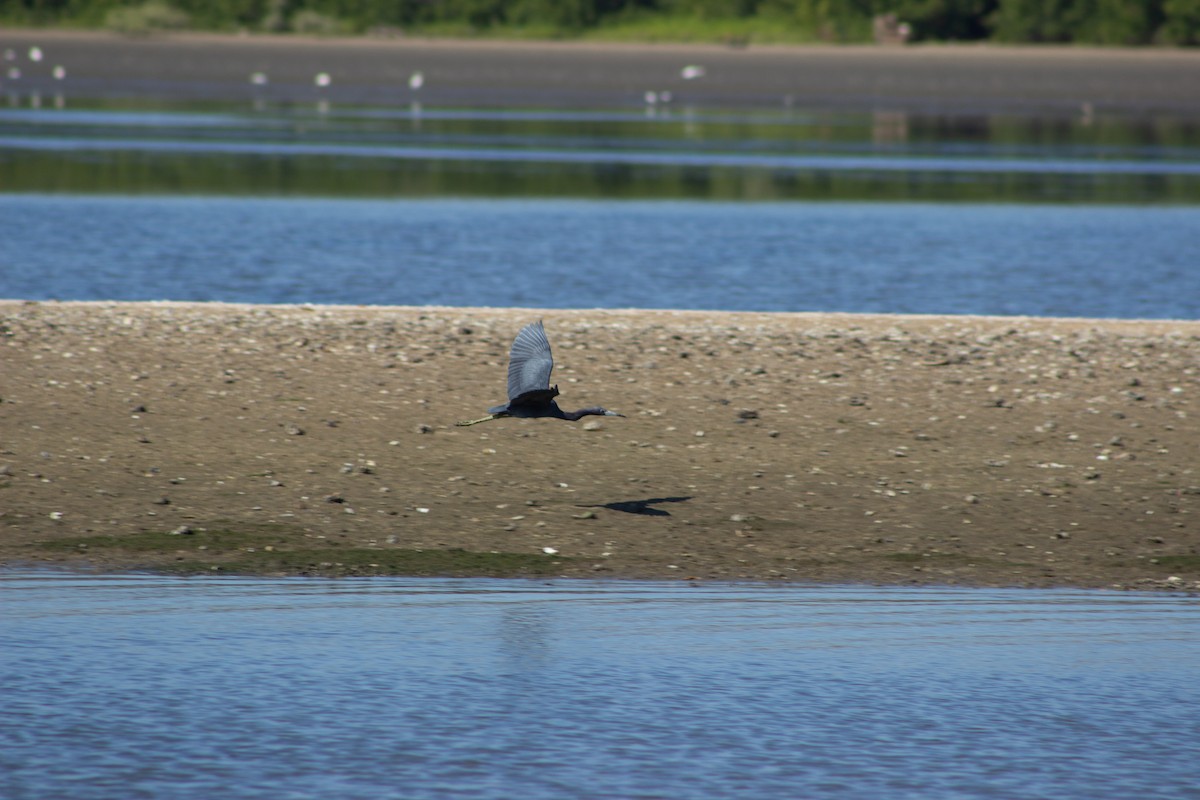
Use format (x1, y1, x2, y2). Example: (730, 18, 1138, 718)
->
(3, 29, 1200, 112)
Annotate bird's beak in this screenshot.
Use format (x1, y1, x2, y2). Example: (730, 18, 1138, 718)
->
(605, 410, 626, 417)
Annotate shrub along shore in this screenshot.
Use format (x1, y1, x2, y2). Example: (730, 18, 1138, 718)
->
(4, 0, 1200, 46)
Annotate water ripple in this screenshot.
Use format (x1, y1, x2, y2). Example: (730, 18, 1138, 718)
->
(2, 197, 1197, 318)
(3, 571, 1198, 799)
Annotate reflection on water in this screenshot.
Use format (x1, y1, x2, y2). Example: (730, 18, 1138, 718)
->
(2, 98, 1199, 202)
(2, 571, 1199, 799)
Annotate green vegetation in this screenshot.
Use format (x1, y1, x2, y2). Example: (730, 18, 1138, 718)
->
(36, 525, 574, 577)
(1151, 554, 1200, 573)
(102, 1, 190, 35)
(1, 0, 1197, 45)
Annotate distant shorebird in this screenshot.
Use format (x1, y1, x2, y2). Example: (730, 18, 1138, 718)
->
(456, 320, 625, 426)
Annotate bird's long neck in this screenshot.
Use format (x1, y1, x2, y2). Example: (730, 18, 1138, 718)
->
(561, 407, 609, 421)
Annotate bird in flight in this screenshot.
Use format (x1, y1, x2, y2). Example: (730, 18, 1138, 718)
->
(456, 320, 625, 427)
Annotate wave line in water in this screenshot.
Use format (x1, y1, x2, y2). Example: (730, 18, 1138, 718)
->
(5, 134, 1200, 177)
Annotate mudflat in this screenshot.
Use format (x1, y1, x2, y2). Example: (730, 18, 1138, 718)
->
(4, 28, 1200, 112)
(2, 301, 1197, 590)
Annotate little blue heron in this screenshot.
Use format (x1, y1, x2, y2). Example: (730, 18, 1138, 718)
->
(456, 320, 625, 427)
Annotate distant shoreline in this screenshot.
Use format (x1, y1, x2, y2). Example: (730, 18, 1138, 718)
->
(3, 28, 1199, 113)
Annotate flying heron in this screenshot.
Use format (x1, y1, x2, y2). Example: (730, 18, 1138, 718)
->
(456, 320, 625, 427)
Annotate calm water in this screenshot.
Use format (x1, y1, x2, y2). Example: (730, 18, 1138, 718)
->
(3, 196, 1199, 317)
(2, 97, 1198, 317)
(2, 571, 1199, 799)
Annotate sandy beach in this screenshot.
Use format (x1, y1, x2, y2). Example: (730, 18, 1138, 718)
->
(2, 301, 1197, 590)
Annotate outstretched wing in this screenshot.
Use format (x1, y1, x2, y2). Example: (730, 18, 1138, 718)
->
(506, 320, 554, 402)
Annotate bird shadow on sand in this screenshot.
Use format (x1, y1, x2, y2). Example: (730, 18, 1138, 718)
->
(579, 496, 693, 517)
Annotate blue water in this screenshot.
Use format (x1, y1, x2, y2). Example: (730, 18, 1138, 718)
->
(2, 571, 1199, 799)
(3, 195, 1198, 317)
(3, 99, 1198, 317)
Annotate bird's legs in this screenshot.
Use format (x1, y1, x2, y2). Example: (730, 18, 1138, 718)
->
(455, 414, 501, 427)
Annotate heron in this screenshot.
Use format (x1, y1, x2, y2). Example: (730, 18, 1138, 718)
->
(456, 320, 625, 427)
